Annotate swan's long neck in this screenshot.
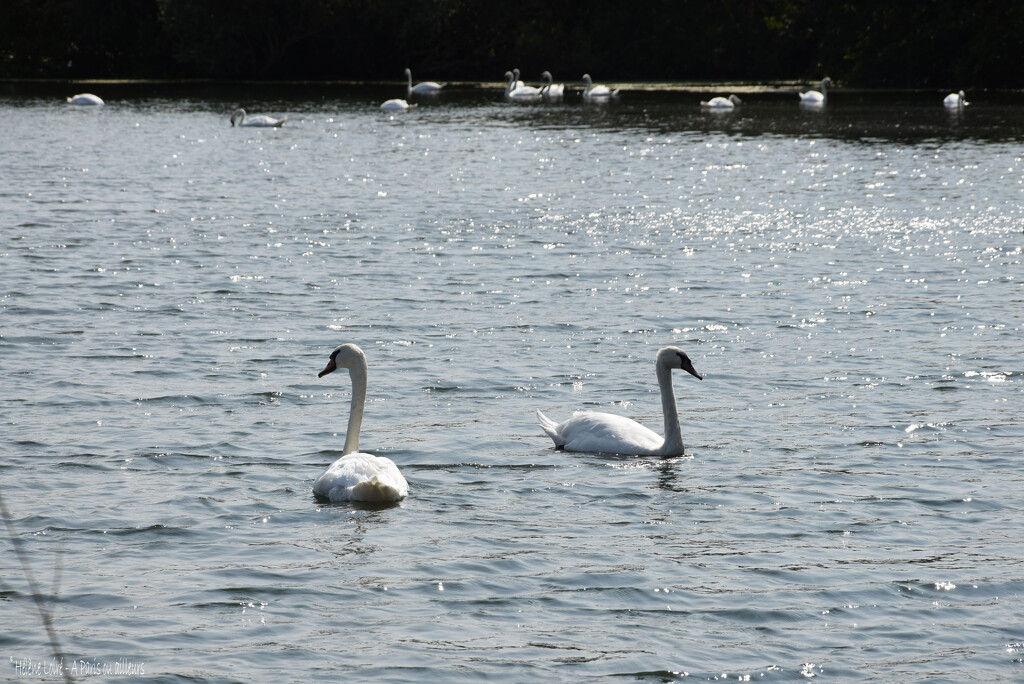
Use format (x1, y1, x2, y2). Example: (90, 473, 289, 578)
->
(406, 70, 413, 97)
(583, 75, 592, 97)
(504, 73, 515, 98)
(820, 79, 828, 101)
(656, 362, 683, 454)
(343, 362, 368, 454)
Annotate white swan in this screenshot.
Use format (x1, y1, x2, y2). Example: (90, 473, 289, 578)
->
(67, 93, 103, 106)
(700, 94, 742, 109)
(405, 68, 444, 97)
(504, 71, 542, 102)
(230, 108, 286, 127)
(380, 98, 416, 111)
(581, 74, 620, 101)
(943, 90, 969, 110)
(540, 71, 564, 100)
(511, 68, 527, 90)
(799, 77, 832, 105)
(313, 343, 409, 503)
(537, 346, 702, 456)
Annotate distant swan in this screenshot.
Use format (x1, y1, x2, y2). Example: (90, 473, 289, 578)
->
(700, 94, 742, 109)
(313, 343, 409, 503)
(405, 68, 444, 97)
(540, 71, 564, 100)
(230, 108, 286, 127)
(67, 93, 103, 106)
(944, 90, 969, 110)
(511, 68, 527, 90)
(581, 74, 620, 101)
(799, 78, 832, 105)
(504, 71, 542, 102)
(537, 346, 702, 456)
(380, 98, 416, 111)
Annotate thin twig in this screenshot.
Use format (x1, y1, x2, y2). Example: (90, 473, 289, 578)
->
(0, 491, 74, 684)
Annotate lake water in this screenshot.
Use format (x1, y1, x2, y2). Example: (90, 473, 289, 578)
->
(2, 82, 1023, 682)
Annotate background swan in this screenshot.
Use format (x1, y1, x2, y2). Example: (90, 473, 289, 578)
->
(799, 78, 832, 105)
(504, 71, 542, 102)
(944, 90, 969, 110)
(701, 94, 742, 108)
(511, 68, 527, 90)
(581, 74, 620, 101)
(380, 98, 415, 111)
(313, 343, 409, 503)
(537, 346, 702, 456)
(67, 93, 103, 106)
(230, 108, 286, 127)
(405, 68, 444, 97)
(540, 71, 564, 100)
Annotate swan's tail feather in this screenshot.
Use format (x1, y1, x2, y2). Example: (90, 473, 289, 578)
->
(536, 409, 566, 448)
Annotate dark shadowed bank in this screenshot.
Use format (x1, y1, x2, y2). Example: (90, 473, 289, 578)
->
(2, 0, 1023, 87)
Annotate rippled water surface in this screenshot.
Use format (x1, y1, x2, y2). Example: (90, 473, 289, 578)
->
(2, 83, 1023, 682)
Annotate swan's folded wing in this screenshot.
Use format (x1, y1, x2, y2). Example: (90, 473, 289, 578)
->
(313, 453, 408, 502)
(550, 411, 664, 455)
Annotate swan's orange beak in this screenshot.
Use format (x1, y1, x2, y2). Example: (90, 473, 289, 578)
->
(318, 358, 337, 378)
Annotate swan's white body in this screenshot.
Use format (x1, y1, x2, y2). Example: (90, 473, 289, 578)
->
(380, 98, 415, 111)
(701, 94, 742, 109)
(405, 68, 444, 97)
(67, 93, 103, 106)
(504, 71, 542, 102)
(944, 90, 969, 110)
(230, 108, 286, 127)
(799, 78, 832, 105)
(313, 344, 409, 503)
(537, 346, 702, 456)
(582, 74, 620, 101)
(540, 71, 564, 100)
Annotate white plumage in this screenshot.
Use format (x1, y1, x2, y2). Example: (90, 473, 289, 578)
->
(944, 90, 969, 110)
(581, 74, 620, 101)
(701, 94, 742, 109)
(538, 346, 702, 457)
(313, 344, 409, 503)
(504, 70, 543, 102)
(799, 78, 832, 105)
(540, 71, 565, 100)
(230, 108, 286, 127)
(380, 98, 415, 111)
(405, 68, 445, 97)
(67, 93, 103, 106)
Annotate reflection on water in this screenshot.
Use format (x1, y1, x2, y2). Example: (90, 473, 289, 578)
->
(1, 83, 1022, 682)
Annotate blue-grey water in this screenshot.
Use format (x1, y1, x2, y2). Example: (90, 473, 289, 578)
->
(2, 82, 1023, 682)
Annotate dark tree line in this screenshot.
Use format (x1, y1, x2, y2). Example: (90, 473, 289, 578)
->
(2, 0, 1022, 87)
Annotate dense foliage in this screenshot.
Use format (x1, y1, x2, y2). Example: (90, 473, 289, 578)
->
(2, 0, 1022, 87)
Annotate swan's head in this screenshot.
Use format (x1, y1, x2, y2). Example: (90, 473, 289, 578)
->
(319, 343, 366, 378)
(582, 74, 593, 85)
(230, 108, 245, 126)
(729, 94, 742, 105)
(822, 77, 833, 88)
(542, 70, 553, 81)
(404, 68, 412, 77)
(658, 346, 702, 380)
